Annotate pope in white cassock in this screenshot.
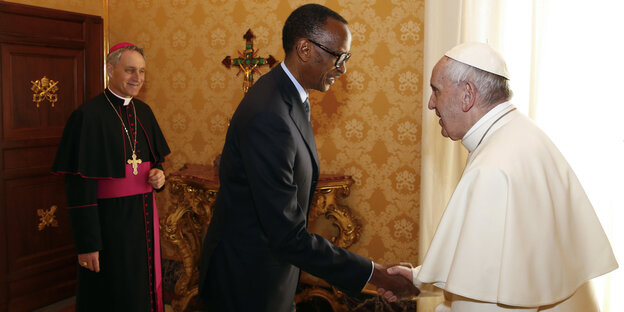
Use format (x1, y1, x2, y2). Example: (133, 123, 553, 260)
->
(379, 42, 618, 311)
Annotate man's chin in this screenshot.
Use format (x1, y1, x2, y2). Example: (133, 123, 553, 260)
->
(321, 77, 337, 92)
(126, 90, 141, 97)
(441, 129, 452, 139)
(442, 132, 461, 141)
(314, 84, 331, 93)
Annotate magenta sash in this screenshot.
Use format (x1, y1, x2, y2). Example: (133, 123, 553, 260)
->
(97, 162, 163, 312)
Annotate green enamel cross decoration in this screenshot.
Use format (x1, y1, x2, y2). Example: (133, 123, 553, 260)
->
(222, 29, 277, 93)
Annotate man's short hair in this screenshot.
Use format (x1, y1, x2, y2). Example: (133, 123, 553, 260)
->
(444, 57, 512, 106)
(106, 45, 145, 65)
(282, 3, 347, 55)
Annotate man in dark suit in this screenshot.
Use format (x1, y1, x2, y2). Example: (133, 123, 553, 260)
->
(198, 4, 417, 311)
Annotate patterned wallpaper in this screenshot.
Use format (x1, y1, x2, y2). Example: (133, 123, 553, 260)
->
(9, 0, 424, 265)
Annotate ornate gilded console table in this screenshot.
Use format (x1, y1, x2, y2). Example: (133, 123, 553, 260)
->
(160, 163, 361, 312)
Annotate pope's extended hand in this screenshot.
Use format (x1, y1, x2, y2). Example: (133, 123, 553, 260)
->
(370, 263, 419, 301)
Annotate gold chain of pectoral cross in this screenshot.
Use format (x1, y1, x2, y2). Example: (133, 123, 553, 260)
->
(104, 92, 142, 175)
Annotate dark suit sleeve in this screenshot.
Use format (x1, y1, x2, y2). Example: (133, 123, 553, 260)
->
(65, 174, 102, 254)
(239, 112, 372, 293)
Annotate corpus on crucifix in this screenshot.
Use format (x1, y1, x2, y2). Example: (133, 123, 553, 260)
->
(222, 29, 278, 93)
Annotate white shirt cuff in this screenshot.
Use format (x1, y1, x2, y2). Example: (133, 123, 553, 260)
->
(367, 260, 375, 283)
(412, 265, 423, 288)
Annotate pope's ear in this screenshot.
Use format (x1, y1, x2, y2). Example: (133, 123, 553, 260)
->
(461, 81, 476, 112)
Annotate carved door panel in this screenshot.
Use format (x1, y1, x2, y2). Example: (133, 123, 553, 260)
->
(3, 175, 74, 309)
(1, 44, 84, 141)
(0, 2, 103, 311)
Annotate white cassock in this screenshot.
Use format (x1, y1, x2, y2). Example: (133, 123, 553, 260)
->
(415, 102, 618, 311)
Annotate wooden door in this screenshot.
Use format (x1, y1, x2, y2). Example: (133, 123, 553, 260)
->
(0, 2, 103, 311)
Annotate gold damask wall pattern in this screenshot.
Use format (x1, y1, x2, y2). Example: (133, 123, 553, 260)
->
(9, 0, 424, 264)
(108, 0, 424, 264)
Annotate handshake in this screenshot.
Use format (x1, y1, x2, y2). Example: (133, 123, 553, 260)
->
(369, 262, 420, 302)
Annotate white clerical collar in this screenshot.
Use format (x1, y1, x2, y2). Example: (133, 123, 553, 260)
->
(462, 101, 514, 152)
(280, 62, 309, 106)
(107, 88, 132, 106)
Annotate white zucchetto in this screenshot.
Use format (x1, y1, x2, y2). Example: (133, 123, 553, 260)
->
(445, 42, 510, 79)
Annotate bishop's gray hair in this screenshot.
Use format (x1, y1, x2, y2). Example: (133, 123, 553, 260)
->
(444, 56, 512, 107)
(106, 45, 145, 65)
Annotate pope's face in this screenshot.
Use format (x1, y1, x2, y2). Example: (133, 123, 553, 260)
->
(307, 18, 351, 92)
(107, 50, 145, 98)
(428, 58, 466, 140)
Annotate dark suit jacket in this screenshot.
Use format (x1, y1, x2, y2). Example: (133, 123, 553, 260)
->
(198, 65, 372, 311)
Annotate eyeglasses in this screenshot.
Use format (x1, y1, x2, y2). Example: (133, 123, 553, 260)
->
(307, 39, 351, 69)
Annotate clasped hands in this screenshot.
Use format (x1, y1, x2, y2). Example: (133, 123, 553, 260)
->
(148, 168, 165, 189)
(370, 262, 420, 302)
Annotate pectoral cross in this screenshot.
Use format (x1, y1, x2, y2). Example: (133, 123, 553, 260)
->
(127, 153, 142, 175)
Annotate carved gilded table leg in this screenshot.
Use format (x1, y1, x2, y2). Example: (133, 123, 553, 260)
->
(161, 176, 217, 312)
(309, 176, 359, 249)
(295, 286, 348, 312)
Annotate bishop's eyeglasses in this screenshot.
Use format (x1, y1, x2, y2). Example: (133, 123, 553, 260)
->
(307, 39, 351, 69)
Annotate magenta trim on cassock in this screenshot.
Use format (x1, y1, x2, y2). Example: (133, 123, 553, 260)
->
(96, 162, 163, 312)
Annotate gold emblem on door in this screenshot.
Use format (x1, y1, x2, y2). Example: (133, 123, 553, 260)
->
(37, 205, 59, 231)
(31, 76, 59, 108)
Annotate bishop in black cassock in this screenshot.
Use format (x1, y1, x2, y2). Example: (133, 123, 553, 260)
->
(52, 43, 170, 312)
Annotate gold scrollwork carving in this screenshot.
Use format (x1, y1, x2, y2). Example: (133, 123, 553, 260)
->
(310, 177, 359, 249)
(31, 76, 59, 108)
(161, 176, 218, 312)
(295, 285, 349, 312)
(37, 205, 59, 231)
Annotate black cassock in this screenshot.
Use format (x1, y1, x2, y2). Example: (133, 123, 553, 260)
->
(52, 89, 170, 312)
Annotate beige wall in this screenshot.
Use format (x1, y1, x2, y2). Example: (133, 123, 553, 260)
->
(8, 0, 424, 264)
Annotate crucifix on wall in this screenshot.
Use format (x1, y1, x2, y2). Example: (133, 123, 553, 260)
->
(222, 29, 278, 93)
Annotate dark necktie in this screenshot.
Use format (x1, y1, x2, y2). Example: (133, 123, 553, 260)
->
(303, 98, 310, 121)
